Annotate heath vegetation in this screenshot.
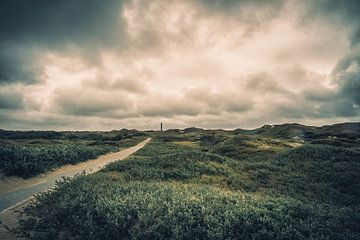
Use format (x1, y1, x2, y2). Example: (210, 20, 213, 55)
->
(9, 123, 360, 239)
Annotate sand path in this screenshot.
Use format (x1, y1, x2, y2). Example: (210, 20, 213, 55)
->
(0, 138, 151, 239)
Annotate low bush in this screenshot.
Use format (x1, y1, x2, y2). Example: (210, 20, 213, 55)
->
(275, 145, 360, 206)
(15, 131, 360, 239)
(0, 143, 115, 178)
(105, 150, 229, 181)
(19, 174, 360, 240)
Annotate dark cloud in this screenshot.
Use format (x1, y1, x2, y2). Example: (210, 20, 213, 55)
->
(0, 45, 39, 84)
(0, 0, 359, 130)
(330, 1, 360, 47)
(0, 0, 126, 44)
(303, 89, 335, 103)
(275, 53, 360, 119)
(0, 88, 24, 109)
(308, 0, 360, 48)
(52, 88, 132, 117)
(352, 28, 360, 48)
(0, 110, 85, 130)
(0, 0, 127, 84)
(331, 50, 360, 116)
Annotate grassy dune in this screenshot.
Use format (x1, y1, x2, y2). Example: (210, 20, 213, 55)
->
(0, 130, 146, 178)
(14, 123, 360, 239)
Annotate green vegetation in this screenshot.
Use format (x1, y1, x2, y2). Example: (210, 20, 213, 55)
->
(0, 130, 147, 178)
(13, 123, 360, 239)
(19, 175, 359, 240)
(0, 143, 114, 178)
(275, 145, 360, 206)
(105, 144, 229, 182)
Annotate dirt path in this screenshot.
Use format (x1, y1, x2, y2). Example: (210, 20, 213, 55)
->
(0, 138, 151, 239)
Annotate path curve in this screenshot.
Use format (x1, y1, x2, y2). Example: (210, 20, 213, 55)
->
(0, 138, 151, 213)
(0, 138, 151, 240)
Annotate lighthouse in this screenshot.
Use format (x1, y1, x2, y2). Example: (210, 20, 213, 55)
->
(160, 122, 163, 131)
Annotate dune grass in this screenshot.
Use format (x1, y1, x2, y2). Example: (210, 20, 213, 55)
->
(17, 130, 360, 239)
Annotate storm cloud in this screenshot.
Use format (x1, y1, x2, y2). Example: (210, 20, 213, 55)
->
(0, 0, 359, 130)
(0, 87, 24, 109)
(0, 0, 127, 84)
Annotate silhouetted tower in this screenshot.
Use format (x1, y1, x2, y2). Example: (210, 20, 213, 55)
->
(160, 122, 163, 131)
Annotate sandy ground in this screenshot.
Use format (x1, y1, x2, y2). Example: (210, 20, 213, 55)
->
(0, 138, 151, 240)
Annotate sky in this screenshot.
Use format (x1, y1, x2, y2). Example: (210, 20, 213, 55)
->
(0, 0, 359, 130)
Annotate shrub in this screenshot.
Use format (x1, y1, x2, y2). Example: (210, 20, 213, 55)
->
(105, 150, 229, 181)
(0, 143, 114, 178)
(18, 175, 360, 240)
(275, 145, 360, 205)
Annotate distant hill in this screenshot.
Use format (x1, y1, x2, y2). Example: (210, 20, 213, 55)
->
(1, 122, 359, 143)
(231, 122, 359, 141)
(250, 123, 312, 139)
(0, 128, 147, 140)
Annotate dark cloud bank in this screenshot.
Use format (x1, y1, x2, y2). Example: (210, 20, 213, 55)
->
(0, 0, 127, 84)
(0, 0, 359, 130)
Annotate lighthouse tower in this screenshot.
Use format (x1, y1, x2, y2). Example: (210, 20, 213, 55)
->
(160, 122, 163, 131)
